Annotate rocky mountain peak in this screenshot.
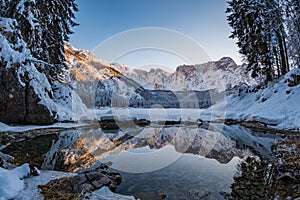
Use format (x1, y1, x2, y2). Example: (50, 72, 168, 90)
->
(219, 57, 236, 64)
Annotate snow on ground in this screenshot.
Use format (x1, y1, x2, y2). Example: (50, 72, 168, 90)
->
(0, 70, 298, 200)
(53, 82, 93, 122)
(90, 187, 136, 200)
(0, 122, 88, 133)
(0, 168, 23, 200)
(0, 163, 40, 200)
(13, 170, 76, 200)
(0, 168, 135, 200)
(225, 68, 300, 129)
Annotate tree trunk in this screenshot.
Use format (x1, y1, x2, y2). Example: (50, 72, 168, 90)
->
(282, 36, 290, 72)
(277, 33, 288, 75)
(273, 47, 281, 77)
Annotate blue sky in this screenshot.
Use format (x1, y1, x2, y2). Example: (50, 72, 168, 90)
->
(70, 0, 242, 71)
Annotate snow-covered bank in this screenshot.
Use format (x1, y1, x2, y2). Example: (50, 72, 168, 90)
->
(13, 170, 76, 200)
(90, 187, 136, 200)
(0, 163, 40, 199)
(0, 167, 135, 200)
(0, 122, 87, 133)
(225, 68, 300, 130)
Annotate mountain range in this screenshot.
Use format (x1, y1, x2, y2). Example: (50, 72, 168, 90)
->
(64, 43, 262, 109)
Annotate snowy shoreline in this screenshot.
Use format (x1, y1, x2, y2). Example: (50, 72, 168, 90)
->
(0, 167, 136, 200)
(0, 105, 299, 134)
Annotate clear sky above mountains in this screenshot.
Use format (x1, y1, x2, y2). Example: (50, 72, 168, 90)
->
(70, 0, 242, 71)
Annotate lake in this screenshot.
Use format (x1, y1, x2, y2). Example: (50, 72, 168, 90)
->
(39, 120, 279, 199)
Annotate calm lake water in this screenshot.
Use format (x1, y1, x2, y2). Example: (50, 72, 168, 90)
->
(108, 146, 240, 199)
(51, 122, 276, 200)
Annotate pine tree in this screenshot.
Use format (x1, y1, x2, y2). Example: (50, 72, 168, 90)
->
(36, 0, 79, 81)
(265, 0, 289, 76)
(226, 0, 274, 81)
(2, 0, 78, 82)
(1, 0, 42, 67)
(284, 0, 300, 67)
(226, 0, 291, 81)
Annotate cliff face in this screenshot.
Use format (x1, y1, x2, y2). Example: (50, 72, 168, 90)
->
(0, 68, 55, 125)
(64, 43, 145, 109)
(0, 18, 55, 125)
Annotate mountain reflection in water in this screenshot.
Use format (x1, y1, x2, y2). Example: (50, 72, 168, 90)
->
(40, 122, 296, 200)
(102, 145, 240, 200)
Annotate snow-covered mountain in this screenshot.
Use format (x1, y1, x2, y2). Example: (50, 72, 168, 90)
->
(111, 57, 262, 91)
(64, 44, 261, 110)
(64, 43, 144, 108)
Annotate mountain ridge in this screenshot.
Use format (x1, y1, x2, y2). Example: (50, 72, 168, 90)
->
(65, 43, 262, 93)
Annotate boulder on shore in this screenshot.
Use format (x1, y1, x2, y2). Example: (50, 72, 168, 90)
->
(39, 165, 122, 199)
(0, 68, 55, 125)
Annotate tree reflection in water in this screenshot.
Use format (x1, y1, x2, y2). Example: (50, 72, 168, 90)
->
(228, 136, 300, 200)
